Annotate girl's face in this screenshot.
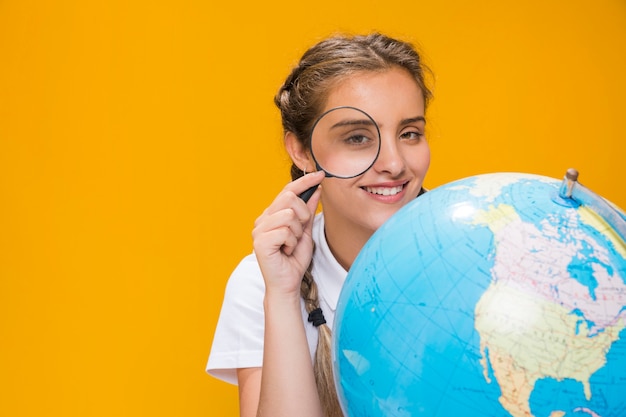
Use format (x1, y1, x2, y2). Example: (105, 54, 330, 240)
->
(317, 67, 430, 241)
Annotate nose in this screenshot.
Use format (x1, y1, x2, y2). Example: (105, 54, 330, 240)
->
(372, 133, 405, 176)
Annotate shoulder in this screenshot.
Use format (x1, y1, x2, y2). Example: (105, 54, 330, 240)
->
(207, 253, 266, 384)
(229, 253, 263, 281)
(224, 253, 265, 299)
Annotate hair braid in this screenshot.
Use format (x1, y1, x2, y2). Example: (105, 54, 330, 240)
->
(301, 256, 343, 417)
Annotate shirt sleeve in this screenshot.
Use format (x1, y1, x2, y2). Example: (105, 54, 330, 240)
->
(206, 254, 266, 385)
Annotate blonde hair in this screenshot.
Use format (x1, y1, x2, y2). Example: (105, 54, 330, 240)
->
(275, 32, 433, 417)
(300, 260, 342, 417)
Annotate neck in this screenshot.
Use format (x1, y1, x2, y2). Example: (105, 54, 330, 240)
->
(323, 216, 374, 272)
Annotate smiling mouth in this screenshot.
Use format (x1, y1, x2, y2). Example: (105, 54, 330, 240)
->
(363, 184, 405, 196)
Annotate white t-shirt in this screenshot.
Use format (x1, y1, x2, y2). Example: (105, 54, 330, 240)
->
(206, 213, 347, 385)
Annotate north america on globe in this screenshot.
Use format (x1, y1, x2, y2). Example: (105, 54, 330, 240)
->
(470, 176, 626, 417)
(333, 172, 626, 417)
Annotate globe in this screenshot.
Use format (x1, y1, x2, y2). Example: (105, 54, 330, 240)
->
(333, 172, 626, 417)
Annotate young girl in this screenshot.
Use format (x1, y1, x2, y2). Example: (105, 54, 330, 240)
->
(207, 32, 433, 417)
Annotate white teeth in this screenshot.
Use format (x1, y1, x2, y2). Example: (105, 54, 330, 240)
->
(365, 185, 403, 196)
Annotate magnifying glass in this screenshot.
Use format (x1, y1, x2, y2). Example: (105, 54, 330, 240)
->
(299, 106, 381, 202)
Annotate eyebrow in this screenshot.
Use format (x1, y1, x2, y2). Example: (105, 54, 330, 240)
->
(330, 118, 377, 130)
(329, 116, 426, 131)
(375, 116, 427, 130)
(401, 116, 426, 125)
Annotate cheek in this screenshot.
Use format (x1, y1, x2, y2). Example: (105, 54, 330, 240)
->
(319, 177, 362, 209)
(422, 149, 431, 172)
(410, 144, 431, 174)
(322, 177, 351, 194)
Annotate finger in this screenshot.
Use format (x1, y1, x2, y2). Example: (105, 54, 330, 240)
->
(261, 171, 324, 219)
(253, 225, 299, 257)
(262, 190, 313, 226)
(280, 232, 299, 256)
(284, 171, 325, 199)
(253, 208, 305, 241)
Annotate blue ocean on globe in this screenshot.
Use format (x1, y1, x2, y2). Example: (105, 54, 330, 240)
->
(333, 172, 626, 417)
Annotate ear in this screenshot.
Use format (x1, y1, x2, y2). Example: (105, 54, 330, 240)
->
(284, 131, 314, 173)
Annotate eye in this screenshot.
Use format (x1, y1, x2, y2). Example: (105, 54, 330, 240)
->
(344, 133, 372, 145)
(400, 130, 424, 142)
(339, 127, 378, 148)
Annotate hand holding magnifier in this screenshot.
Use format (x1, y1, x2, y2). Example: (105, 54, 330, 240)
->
(299, 106, 381, 202)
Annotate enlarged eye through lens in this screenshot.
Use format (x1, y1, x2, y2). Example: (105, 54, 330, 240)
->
(299, 106, 381, 202)
(310, 106, 381, 179)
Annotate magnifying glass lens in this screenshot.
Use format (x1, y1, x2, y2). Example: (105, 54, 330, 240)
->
(310, 107, 380, 178)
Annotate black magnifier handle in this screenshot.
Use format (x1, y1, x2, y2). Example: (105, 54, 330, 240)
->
(299, 184, 319, 202)
(299, 162, 326, 202)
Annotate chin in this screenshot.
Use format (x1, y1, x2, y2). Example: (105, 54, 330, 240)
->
(369, 210, 399, 231)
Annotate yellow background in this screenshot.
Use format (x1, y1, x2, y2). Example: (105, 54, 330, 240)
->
(1, 0, 625, 415)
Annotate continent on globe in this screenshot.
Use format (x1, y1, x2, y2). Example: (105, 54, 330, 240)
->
(471, 178, 626, 417)
(333, 171, 626, 417)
